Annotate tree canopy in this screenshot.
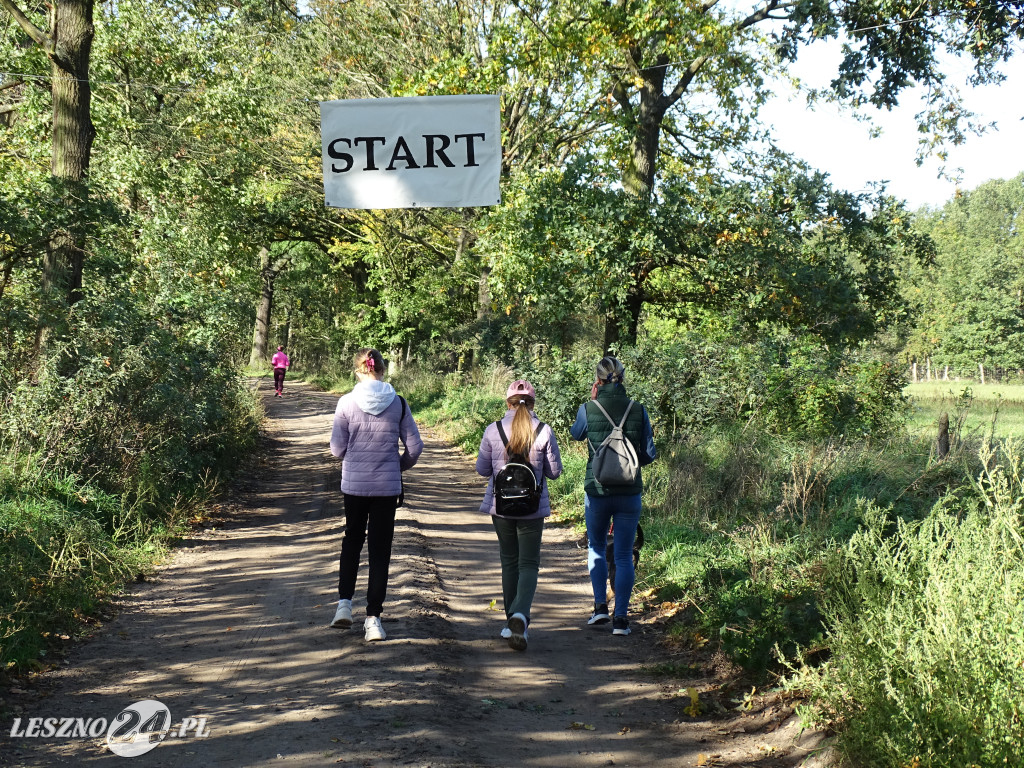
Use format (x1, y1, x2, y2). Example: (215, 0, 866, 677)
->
(1, 0, 1021, 376)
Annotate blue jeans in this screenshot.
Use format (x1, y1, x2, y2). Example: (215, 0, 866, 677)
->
(585, 493, 642, 617)
(491, 516, 544, 621)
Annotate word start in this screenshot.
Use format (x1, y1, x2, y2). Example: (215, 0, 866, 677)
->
(327, 133, 488, 173)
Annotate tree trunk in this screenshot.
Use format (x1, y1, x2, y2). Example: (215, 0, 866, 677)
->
(603, 311, 620, 355)
(47, 0, 95, 308)
(937, 412, 950, 459)
(473, 264, 492, 368)
(248, 246, 294, 368)
(623, 101, 663, 200)
(606, 82, 663, 349)
(8, 0, 97, 355)
(281, 304, 292, 351)
(249, 247, 275, 368)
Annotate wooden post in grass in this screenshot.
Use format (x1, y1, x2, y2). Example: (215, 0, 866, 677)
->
(937, 412, 950, 459)
(979, 363, 986, 385)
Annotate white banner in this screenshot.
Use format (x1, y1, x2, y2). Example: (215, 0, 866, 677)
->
(320, 95, 501, 210)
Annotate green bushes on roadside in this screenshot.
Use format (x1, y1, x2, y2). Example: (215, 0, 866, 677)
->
(1, 333, 258, 504)
(0, 302, 261, 674)
(797, 441, 1024, 767)
(0, 467, 158, 670)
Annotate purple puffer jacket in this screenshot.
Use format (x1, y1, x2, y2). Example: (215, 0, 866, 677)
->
(330, 380, 423, 497)
(476, 410, 563, 519)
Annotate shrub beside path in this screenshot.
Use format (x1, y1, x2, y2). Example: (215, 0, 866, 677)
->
(1, 382, 828, 767)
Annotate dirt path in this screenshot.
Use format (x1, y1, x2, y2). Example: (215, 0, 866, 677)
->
(1, 382, 828, 768)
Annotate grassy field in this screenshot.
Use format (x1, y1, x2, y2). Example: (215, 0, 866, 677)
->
(905, 381, 1024, 441)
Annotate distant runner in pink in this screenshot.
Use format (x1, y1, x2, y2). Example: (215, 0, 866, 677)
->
(272, 346, 290, 396)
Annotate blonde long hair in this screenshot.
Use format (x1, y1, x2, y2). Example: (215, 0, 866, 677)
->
(505, 396, 536, 457)
(353, 348, 384, 376)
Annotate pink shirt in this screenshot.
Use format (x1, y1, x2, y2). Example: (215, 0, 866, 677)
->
(271, 351, 289, 369)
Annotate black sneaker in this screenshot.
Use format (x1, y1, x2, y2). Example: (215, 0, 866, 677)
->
(588, 603, 610, 625)
(612, 615, 631, 636)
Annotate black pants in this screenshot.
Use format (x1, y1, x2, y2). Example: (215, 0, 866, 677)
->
(273, 367, 286, 393)
(338, 494, 398, 617)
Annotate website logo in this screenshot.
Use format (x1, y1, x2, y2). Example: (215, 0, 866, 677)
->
(8, 698, 210, 757)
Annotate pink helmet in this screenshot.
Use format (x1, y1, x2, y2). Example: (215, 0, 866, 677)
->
(506, 379, 536, 399)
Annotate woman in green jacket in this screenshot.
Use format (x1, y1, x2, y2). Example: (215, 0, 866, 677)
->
(570, 357, 657, 636)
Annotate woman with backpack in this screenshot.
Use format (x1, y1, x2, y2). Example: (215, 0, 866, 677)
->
(329, 348, 423, 642)
(476, 379, 563, 651)
(570, 357, 657, 637)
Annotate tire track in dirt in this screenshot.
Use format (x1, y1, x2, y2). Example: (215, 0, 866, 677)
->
(0, 382, 828, 768)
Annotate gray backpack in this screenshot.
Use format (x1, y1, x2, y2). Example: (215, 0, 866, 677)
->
(588, 400, 640, 486)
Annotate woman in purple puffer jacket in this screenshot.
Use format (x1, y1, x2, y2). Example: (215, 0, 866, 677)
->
(329, 348, 423, 642)
(476, 379, 562, 651)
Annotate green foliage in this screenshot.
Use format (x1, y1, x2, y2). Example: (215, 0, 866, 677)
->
(758, 340, 909, 440)
(906, 174, 1024, 377)
(518, 354, 595, 433)
(710, 580, 824, 673)
(802, 442, 1024, 767)
(0, 280, 260, 675)
(0, 465, 159, 670)
(394, 366, 507, 455)
(0, 294, 259, 504)
(480, 159, 927, 353)
(480, 160, 654, 331)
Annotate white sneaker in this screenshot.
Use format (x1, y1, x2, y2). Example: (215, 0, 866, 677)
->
(364, 615, 386, 642)
(500, 626, 512, 639)
(507, 613, 528, 651)
(331, 599, 353, 628)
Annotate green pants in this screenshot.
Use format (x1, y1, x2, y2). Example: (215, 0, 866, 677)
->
(491, 516, 544, 621)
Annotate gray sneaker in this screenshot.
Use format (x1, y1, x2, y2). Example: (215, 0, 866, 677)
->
(331, 599, 353, 628)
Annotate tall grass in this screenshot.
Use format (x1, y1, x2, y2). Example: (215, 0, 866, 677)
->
(634, 428, 972, 671)
(0, 464, 162, 670)
(794, 441, 1024, 767)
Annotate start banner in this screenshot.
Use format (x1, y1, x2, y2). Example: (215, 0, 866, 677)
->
(320, 94, 501, 210)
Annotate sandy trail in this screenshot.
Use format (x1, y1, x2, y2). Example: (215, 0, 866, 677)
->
(0, 382, 825, 767)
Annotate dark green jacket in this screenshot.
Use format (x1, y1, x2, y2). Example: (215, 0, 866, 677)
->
(570, 384, 656, 497)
